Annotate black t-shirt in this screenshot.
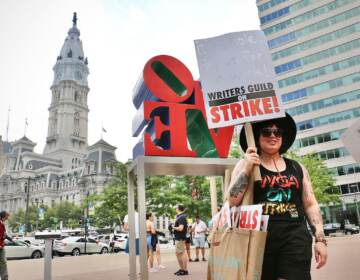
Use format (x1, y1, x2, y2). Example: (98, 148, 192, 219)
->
(254, 157, 305, 222)
(174, 213, 188, 240)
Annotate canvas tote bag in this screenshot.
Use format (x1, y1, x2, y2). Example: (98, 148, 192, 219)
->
(207, 214, 250, 280)
(208, 175, 267, 280)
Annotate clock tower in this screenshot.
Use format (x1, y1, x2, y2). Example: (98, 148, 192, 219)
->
(44, 13, 90, 170)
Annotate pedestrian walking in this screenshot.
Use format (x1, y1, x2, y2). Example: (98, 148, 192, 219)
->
(0, 211, 11, 280)
(146, 213, 157, 273)
(192, 215, 207, 261)
(173, 205, 189, 276)
(226, 113, 327, 280)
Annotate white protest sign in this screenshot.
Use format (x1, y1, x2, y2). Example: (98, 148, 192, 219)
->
(236, 204, 263, 231)
(341, 119, 360, 163)
(194, 31, 285, 129)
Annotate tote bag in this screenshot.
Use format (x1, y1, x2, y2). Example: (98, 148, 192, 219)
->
(208, 176, 267, 280)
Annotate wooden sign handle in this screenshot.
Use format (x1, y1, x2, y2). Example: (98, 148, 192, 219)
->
(244, 122, 261, 182)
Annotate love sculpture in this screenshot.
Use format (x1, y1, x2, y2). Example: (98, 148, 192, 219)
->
(132, 55, 234, 158)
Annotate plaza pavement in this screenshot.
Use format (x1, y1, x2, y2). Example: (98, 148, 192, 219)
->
(7, 234, 360, 279)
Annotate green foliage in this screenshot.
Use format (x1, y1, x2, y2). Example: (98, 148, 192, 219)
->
(8, 202, 82, 232)
(42, 202, 83, 229)
(145, 175, 175, 217)
(286, 151, 340, 205)
(88, 162, 129, 228)
(171, 176, 211, 220)
(229, 128, 243, 159)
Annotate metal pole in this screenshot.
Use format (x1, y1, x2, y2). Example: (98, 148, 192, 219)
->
(24, 177, 30, 236)
(137, 159, 148, 280)
(127, 169, 137, 280)
(84, 192, 89, 254)
(210, 177, 218, 216)
(223, 169, 231, 202)
(44, 239, 52, 280)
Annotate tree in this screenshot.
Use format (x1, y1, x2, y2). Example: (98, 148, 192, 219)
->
(8, 202, 82, 232)
(286, 151, 340, 205)
(229, 127, 243, 159)
(145, 175, 175, 217)
(89, 162, 129, 228)
(42, 202, 83, 229)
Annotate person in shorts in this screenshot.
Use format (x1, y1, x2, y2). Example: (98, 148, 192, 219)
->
(146, 213, 157, 273)
(173, 205, 189, 276)
(192, 215, 207, 261)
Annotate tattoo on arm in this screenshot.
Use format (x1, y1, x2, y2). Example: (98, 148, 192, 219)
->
(228, 172, 249, 198)
(307, 207, 325, 238)
(302, 165, 325, 240)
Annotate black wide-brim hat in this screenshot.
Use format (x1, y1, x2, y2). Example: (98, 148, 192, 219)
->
(239, 113, 297, 154)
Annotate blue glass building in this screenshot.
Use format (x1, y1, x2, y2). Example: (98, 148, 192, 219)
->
(257, 0, 360, 223)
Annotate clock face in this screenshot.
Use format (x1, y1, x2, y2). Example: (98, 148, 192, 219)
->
(75, 70, 83, 80)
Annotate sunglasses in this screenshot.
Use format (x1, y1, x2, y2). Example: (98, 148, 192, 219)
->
(260, 127, 284, 137)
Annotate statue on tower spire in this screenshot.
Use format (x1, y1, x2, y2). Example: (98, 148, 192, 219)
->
(72, 12, 77, 26)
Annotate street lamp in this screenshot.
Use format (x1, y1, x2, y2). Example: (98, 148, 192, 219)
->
(24, 177, 31, 236)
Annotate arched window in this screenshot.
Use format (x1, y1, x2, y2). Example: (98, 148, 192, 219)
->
(53, 91, 60, 103)
(53, 111, 58, 134)
(74, 112, 80, 136)
(74, 91, 80, 103)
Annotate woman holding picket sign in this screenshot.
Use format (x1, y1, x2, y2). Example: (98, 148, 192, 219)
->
(226, 113, 327, 280)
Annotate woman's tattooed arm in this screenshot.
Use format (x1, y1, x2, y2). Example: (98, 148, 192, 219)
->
(227, 171, 249, 206)
(302, 165, 325, 241)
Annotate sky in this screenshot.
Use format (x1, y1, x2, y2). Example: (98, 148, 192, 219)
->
(0, 0, 260, 162)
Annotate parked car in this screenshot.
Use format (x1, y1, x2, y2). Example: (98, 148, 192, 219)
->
(112, 233, 127, 251)
(53, 236, 109, 256)
(344, 223, 360, 235)
(14, 236, 45, 247)
(324, 223, 341, 236)
(96, 234, 110, 244)
(5, 239, 44, 259)
(97, 233, 127, 252)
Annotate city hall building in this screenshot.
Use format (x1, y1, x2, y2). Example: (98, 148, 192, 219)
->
(0, 15, 117, 213)
(257, 0, 360, 223)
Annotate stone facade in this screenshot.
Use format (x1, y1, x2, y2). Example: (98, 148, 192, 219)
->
(0, 14, 117, 214)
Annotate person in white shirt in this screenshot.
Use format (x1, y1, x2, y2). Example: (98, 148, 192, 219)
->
(192, 215, 208, 261)
(123, 211, 140, 255)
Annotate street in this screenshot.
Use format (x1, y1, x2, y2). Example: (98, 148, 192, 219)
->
(7, 234, 360, 279)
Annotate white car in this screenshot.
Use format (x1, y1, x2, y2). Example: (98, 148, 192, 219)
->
(5, 240, 44, 259)
(96, 233, 127, 252)
(53, 236, 109, 256)
(14, 236, 45, 247)
(112, 233, 127, 251)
